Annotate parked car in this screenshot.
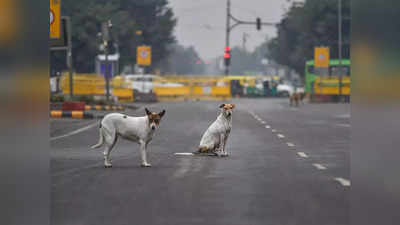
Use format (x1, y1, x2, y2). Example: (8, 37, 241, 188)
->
(124, 74, 183, 93)
(276, 83, 294, 97)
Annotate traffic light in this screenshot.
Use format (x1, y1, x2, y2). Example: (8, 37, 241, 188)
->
(256, 17, 261, 30)
(224, 46, 231, 66)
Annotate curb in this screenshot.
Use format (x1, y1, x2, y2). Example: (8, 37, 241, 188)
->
(50, 111, 94, 119)
(84, 105, 124, 111)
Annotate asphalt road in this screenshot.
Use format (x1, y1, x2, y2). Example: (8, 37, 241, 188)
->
(51, 98, 349, 225)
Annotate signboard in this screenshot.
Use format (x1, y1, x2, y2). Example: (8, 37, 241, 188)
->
(314, 47, 330, 68)
(50, 0, 61, 39)
(137, 45, 151, 66)
(50, 17, 68, 49)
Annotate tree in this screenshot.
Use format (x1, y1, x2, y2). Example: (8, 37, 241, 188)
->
(51, 0, 176, 73)
(267, 0, 350, 78)
(159, 44, 205, 75)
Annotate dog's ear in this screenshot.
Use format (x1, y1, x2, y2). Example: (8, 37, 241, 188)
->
(219, 104, 225, 108)
(145, 108, 151, 116)
(159, 110, 166, 118)
(230, 104, 235, 109)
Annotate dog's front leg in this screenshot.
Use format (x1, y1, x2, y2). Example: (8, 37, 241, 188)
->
(139, 140, 151, 167)
(222, 133, 230, 156)
(216, 133, 225, 157)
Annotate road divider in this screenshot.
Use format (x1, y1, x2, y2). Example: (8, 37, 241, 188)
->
(50, 110, 94, 119)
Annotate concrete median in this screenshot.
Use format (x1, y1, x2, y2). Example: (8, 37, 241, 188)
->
(50, 110, 94, 119)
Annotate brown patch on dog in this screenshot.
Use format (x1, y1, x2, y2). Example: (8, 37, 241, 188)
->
(220, 103, 235, 110)
(199, 146, 208, 153)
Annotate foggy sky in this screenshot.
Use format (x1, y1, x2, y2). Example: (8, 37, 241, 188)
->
(168, 0, 296, 60)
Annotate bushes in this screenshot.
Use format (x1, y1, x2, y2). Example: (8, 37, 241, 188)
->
(50, 94, 65, 103)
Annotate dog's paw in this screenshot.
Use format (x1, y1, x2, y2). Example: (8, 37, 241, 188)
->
(141, 163, 152, 167)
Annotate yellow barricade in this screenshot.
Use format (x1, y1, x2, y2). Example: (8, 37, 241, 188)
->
(153, 75, 231, 101)
(60, 73, 133, 101)
(314, 76, 351, 95)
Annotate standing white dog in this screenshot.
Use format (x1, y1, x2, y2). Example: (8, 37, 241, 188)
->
(195, 103, 235, 157)
(91, 108, 165, 168)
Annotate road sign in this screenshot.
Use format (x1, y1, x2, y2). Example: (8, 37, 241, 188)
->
(50, 17, 69, 49)
(50, 0, 61, 39)
(314, 47, 330, 68)
(137, 46, 151, 66)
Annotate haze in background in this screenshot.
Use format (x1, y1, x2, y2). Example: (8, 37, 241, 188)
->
(168, 0, 296, 60)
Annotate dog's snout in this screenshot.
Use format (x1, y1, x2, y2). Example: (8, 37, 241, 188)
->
(151, 126, 156, 130)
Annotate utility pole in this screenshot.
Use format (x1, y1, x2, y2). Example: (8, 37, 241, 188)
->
(224, 0, 275, 76)
(338, 0, 343, 102)
(102, 20, 112, 101)
(225, 0, 231, 75)
(65, 17, 73, 99)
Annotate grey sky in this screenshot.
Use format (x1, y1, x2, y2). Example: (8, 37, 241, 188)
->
(168, 0, 295, 60)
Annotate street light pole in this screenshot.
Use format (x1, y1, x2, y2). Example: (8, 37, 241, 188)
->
(338, 0, 343, 101)
(102, 20, 112, 101)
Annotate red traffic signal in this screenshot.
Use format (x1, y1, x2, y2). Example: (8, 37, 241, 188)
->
(224, 46, 231, 66)
(224, 46, 231, 59)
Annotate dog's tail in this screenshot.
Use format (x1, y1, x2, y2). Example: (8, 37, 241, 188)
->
(91, 125, 104, 149)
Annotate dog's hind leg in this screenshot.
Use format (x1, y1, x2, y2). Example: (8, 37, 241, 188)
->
(103, 129, 117, 168)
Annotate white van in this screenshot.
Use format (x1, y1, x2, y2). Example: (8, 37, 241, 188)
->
(124, 74, 183, 93)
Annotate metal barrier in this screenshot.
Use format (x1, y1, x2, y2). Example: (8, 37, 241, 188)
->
(60, 73, 133, 101)
(152, 76, 231, 101)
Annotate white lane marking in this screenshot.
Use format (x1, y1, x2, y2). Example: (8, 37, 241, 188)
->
(334, 177, 351, 186)
(335, 114, 350, 119)
(174, 152, 194, 156)
(271, 129, 277, 133)
(260, 121, 266, 124)
(50, 122, 99, 141)
(277, 134, 285, 138)
(287, 142, 295, 147)
(297, 152, 308, 158)
(265, 125, 271, 129)
(336, 123, 351, 127)
(312, 163, 327, 170)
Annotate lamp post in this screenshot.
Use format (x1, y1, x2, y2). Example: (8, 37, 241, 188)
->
(338, 0, 343, 102)
(102, 20, 112, 101)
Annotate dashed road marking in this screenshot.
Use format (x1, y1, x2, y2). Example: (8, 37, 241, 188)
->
(297, 152, 308, 158)
(265, 125, 271, 129)
(277, 134, 285, 138)
(174, 152, 194, 156)
(271, 129, 277, 133)
(312, 163, 327, 170)
(287, 142, 295, 147)
(260, 121, 266, 124)
(334, 177, 351, 186)
(336, 123, 351, 127)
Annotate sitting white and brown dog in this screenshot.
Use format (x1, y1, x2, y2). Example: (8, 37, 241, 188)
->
(91, 108, 165, 168)
(194, 103, 235, 157)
